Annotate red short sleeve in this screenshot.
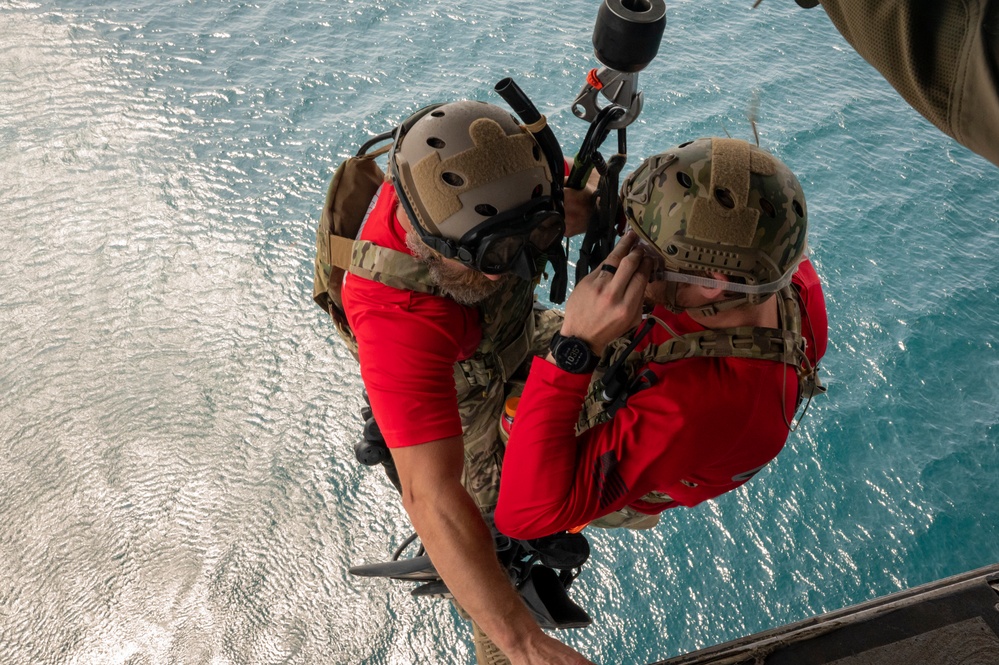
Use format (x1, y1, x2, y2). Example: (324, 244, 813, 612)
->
(340, 184, 482, 448)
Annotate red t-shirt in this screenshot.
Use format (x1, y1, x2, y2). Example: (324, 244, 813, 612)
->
(494, 260, 828, 540)
(340, 183, 483, 448)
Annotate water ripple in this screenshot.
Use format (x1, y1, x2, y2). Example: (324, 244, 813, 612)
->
(3, 1, 999, 663)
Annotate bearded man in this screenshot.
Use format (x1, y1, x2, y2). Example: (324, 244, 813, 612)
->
(335, 100, 594, 665)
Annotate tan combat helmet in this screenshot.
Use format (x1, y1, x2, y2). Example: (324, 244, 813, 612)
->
(390, 101, 556, 253)
(621, 137, 808, 311)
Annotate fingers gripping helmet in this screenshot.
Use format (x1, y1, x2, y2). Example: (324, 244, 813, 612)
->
(622, 137, 808, 309)
(390, 101, 557, 276)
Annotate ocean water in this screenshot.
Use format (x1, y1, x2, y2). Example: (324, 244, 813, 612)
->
(1, 1, 998, 664)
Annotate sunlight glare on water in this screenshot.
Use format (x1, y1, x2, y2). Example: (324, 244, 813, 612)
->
(1, 1, 998, 664)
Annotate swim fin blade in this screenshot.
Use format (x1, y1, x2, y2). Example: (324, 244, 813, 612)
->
(518, 565, 591, 629)
(348, 555, 440, 581)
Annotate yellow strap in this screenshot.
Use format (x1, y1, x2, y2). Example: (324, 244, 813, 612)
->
(521, 115, 547, 134)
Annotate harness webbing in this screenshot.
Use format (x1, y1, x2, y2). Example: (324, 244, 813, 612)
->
(571, 284, 823, 521)
(329, 235, 441, 296)
(577, 284, 821, 434)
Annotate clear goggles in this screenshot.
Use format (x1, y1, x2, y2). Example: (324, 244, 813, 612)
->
(455, 197, 566, 275)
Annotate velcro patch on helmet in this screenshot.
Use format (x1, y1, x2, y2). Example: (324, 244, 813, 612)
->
(411, 118, 544, 229)
(688, 138, 759, 247)
(750, 149, 777, 176)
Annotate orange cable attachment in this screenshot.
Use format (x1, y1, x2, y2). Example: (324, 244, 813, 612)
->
(585, 68, 603, 90)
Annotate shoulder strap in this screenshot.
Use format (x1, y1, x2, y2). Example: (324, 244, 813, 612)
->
(578, 284, 816, 432)
(341, 237, 442, 296)
(643, 325, 802, 366)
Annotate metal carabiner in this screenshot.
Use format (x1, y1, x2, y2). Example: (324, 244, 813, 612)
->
(571, 67, 644, 130)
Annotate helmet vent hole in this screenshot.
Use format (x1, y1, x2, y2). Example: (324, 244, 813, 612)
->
(475, 204, 498, 217)
(676, 172, 693, 188)
(441, 172, 465, 187)
(426, 137, 446, 149)
(533, 145, 541, 161)
(678, 141, 693, 148)
(531, 184, 543, 198)
(430, 110, 445, 117)
(792, 200, 804, 217)
(760, 198, 777, 218)
(714, 188, 735, 209)
(668, 202, 679, 215)
(665, 244, 679, 256)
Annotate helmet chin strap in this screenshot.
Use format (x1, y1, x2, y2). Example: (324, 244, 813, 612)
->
(657, 278, 757, 317)
(655, 266, 797, 317)
(652, 239, 808, 316)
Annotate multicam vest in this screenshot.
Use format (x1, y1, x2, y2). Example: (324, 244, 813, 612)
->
(347, 237, 540, 391)
(579, 283, 823, 432)
(312, 146, 546, 511)
(574, 283, 824, 529)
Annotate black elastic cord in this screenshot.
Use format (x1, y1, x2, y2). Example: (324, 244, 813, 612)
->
(600, 318, 655, 407)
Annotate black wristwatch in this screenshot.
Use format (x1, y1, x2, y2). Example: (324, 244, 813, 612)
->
(549, 331, 599, 374)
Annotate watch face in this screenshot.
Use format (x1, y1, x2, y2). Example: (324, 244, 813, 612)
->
(553, 335, 595, 373)
(558, 339, 587, 371)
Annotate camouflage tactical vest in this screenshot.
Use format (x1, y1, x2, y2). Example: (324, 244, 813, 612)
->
(579, 283, 822, 431)
(312, 143, 541, 386)
(313, 145, 547, 511)
(575, 283, 824, 529)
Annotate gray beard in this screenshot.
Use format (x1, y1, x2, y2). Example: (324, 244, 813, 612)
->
(406, 233, 511, 306)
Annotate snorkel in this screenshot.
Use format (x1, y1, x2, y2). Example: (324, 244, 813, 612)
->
(494, 77, 570, 304)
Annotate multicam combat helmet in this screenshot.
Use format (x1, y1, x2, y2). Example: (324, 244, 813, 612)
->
(621, 137, 808, 308)
(390, 100, 554, 245)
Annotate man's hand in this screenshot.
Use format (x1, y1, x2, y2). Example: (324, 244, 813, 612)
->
(391, 438, 596, 665)
(562, 168, 601, 237)
(558, 232, 653, 356)
(516, 633, 596, 665)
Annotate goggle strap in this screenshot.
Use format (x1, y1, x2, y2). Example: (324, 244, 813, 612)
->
(548, 239, 568, 304)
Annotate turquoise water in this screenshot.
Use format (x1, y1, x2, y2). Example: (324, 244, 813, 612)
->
(1, 1, 998, 663)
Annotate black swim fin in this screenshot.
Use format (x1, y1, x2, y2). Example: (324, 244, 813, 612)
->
(518, 564, 592, 629)
(348, 555, 439, 581)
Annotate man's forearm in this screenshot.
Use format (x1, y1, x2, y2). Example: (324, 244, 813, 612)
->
(495, 358, 595, 539)
(391, 436, 552, 661)
(403, 477, 544, 658)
